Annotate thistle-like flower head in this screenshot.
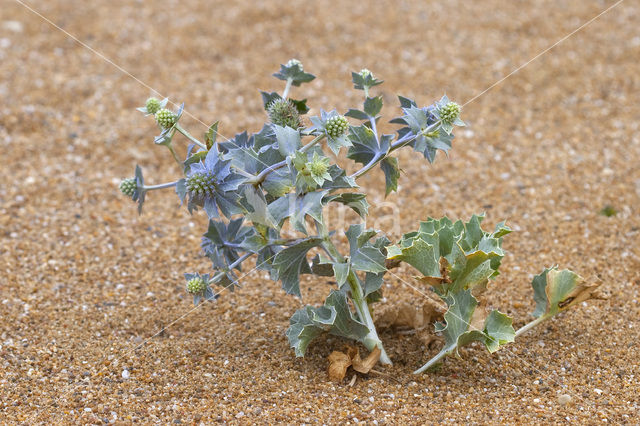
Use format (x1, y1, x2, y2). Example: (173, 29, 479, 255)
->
(186, 276, 207, 294)
(185, 145, 245, 219)
(286, 58, 303, 71)
(155, 108, 177, 129)
(438, 102, 461, 125)
(145, 97, 162, 115)
(184, 272, 217, 305)
(119, 178, 136, 198)
(325, 115, 349, 139)
(267, 98, 301, 128)
(293, 151, 333, 191)
(359, 68, 373, 79)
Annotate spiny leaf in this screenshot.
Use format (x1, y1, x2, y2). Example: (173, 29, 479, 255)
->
(272, 237, 323, 297)
(205, 121, 219, 149)
(273, 63, 316, 86)
(286, 290, 369, 357)
(380, 157, 400, 196)
(386, 236, 440, 278)
(346, 125, 391, 165)
(483, 310, 515, 353)
(345, 224, 387, 274)
(268, 191, 327, 234)
(323, 192, 369, 219)
(364, 96, 383, 117)
(273, 125, 301, 156)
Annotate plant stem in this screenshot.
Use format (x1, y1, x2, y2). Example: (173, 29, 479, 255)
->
(176, 124, 207, 149)
(346, 270, 392, 365)
(228, 252, 252, 270)
(349, 152, 385, 179)
(349, 120, 443, 180)
(209, 252, 253, 284)
(319, 232, 392, 366)
(248, 134, 325, 185)
(413, 315, 548, 374)
(369, 116, 379, 145)
(143, 181, 178, 191)
(515, 316, 546, 338)
(282, 78, 293, 99)
(413, 348, 448, 374)
(166, 143, 182, 166)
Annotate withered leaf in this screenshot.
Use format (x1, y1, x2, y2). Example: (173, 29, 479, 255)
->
(327, 351, 351, 382)
(351, 346, 381, 374)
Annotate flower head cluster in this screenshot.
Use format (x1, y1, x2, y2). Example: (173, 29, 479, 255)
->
(185, 146, 244, 219)
(359, 68, 373, 79)
(293, 151, 332, 190)
(267, 98, 301, 128)
(186, 171, 217, 197)
(438, 102, 461, 125)
(155, 108, 177, 129)
(286, 58, 303, 71)
(183, 272, 217, 305)
(119, 178, 136, 198)
(186, 275, 207, 294)
(145, 97, 162, 115)
(325, 115, 349, 139)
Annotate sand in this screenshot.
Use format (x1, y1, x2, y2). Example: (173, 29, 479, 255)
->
(1, 0, 639, 423)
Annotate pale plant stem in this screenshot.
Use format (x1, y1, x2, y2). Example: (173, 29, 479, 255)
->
(350, 120, 443, 180)
(248, 134, 325, 185)
(515, 316, 546, 338)
(369, 116, 380, 145)
(175, 124, 207, 149)
(282, 78, 293, 99)
(413, 313, 547, 374)
(413, 349, 448, 374)
(143, 181, 178, 191)
(318, 227, 392, 365)
(209, 253, 253, 283)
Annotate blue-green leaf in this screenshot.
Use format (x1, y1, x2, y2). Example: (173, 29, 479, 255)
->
(273, 125, 301, 157)
(323, 192, 369, 218)
(272, 237, 323, 297)
(345, 224, 387, 274)
(380, 157, 400, 196)
(364, 96, 383, 117)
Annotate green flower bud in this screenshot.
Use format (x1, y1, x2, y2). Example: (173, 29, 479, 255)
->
(310, 157, 329, 178)
(359, 68, 373, 79)
(439, 102, 461, 125)
(186, 276, 207, 294)
(145, 97, 162, 115)
(325, 115, 349, 139)
(286, 58, 303, 71)
(155, 108, 177, 129)
(267, 99, 301, 128)
(119, 178, 136, 197)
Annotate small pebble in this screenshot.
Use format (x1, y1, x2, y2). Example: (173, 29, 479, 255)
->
(122, 369, 130, 380)
(558, 394, 572, 406)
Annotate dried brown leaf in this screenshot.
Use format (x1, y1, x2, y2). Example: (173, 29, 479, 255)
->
(327, 351, 351, 382)
(351, 346, 381, 374)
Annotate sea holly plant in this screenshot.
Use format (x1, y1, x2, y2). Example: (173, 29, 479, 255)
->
(118, 60, 603, 372)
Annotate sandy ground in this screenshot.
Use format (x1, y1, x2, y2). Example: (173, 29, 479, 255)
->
(1, 0, 639, 423)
